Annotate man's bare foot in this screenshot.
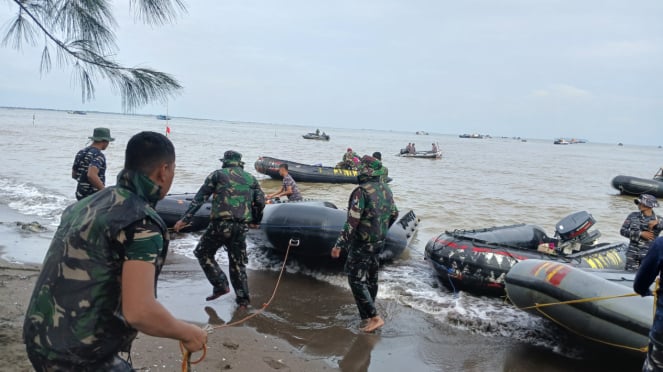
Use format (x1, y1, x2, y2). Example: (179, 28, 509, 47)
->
(360, 316, 384, 333)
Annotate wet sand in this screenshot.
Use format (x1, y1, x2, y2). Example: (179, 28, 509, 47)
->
(0, 206, 646, 371)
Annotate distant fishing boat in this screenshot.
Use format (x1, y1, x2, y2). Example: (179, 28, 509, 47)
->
(156, 115, 171, 120)
(67, 110, 87, 115)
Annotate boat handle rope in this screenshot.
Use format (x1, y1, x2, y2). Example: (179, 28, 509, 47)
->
(505, 278, 660, 353)
(180, 238, 298, 372)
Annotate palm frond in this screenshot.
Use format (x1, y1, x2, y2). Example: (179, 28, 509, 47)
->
(131, 0, 187, 25)
(4, 0, 186, 111)
(1, 11, 38, 49)
(40, 44, 52, 75)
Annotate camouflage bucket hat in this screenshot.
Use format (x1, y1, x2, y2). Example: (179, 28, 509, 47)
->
(89, 127, 115, 142)
(359, 155, 384, 177)
(634, 194, 659, 208)
(220, 150, 244, 167)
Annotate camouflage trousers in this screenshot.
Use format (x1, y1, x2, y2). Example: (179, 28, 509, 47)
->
(626, 244, 650, 272)
(345, 246, 381, 320)
(26, 348, 133, 372)
(194, 220, 250, 305)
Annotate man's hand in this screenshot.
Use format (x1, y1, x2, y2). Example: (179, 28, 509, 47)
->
(181, 324, 208, 353)
(642, 230, 655, 241)
(648, 220, 659, 230)
(331, 246, 341, 258)
(173, 220, 188, 232)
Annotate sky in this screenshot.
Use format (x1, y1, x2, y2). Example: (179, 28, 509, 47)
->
(1, 1, 662, 145)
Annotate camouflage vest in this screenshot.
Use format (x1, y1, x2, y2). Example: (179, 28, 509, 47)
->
(184, 165, 265, 224)
(23, 170, 168, 365)
(352, 181, 395, 244)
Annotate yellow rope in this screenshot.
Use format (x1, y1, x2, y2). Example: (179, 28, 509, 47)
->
(518, 292, 639, 311)
(531, 306, 648, 353)
(507, 279, 663, 353)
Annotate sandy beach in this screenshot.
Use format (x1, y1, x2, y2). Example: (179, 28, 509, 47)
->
(0, 258, 341, 372)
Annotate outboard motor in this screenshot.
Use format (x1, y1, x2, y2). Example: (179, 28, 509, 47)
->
(554, 211, 601, 254)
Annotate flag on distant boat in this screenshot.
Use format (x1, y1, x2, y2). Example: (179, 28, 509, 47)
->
(166, 126, 171, 136)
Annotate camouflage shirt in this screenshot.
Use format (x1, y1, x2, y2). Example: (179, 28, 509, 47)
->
(23, 169, 169, 365)
(72, 146, 107, 199)
(282, 173, 302, 201)
(620, 211, 663, 247)
(380, 166, 389, 183)
(335, 178, 398, 253)
(182, 164, 266, 224)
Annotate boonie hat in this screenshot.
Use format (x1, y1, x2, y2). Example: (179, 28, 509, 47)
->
(634, 194, 659, 208)
(347, 148, 353, 151)
(222, 150, 242, 161)
(89, 127, 115, 142)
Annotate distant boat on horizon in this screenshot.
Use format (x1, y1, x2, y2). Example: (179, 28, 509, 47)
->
(459, 133, 484, 139)
(554, 137, 588, 145)
(156, 115, 171, 120)
(67, 110, 86, 115)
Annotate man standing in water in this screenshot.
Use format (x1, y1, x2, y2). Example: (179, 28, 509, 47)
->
(620, 194, 663, 271)
(331, 155, 398, 332)
(24, 131, 207, 370)
(72, 127, 114, 200)
(174, 150, 265, 307)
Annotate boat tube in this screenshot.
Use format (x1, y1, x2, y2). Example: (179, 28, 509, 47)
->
(254, 156, 392, 184)
(424, 211, 627, 296)
(505, 259, 651, 355)
(254, 202, 419, 260)
(156, 193, 419, 260)
(611, 174, 663, 198)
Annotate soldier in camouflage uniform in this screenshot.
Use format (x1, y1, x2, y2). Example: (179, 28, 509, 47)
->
(24, 131, 207, 371)
(174, 150, 265, 307)
(72, 127, 115, 200)
(331, 155, 398, 333)
(372, 151, 389, 183)
(337, 147, 360, 170)
(620, 194, 663, 271)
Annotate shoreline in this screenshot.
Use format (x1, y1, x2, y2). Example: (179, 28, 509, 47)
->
(0, 204, 647, 371)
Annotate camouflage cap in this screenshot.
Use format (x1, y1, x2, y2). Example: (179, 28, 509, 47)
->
(359, 155, 384, 177)
(634, 194, 659, 208)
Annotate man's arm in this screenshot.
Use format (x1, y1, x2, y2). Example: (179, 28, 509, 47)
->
(86, 165, 105, 190)
(634, 238, 663, 296)
(174, 172, 216, 231)
(331, 188, 363, 257)
(620, 213, 640, 241)
(122, 260, 207, 352)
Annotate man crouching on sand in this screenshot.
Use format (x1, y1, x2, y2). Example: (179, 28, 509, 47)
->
(331, 155, 398, 332)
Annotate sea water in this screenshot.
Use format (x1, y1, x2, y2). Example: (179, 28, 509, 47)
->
(1, 107, 658, 370)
